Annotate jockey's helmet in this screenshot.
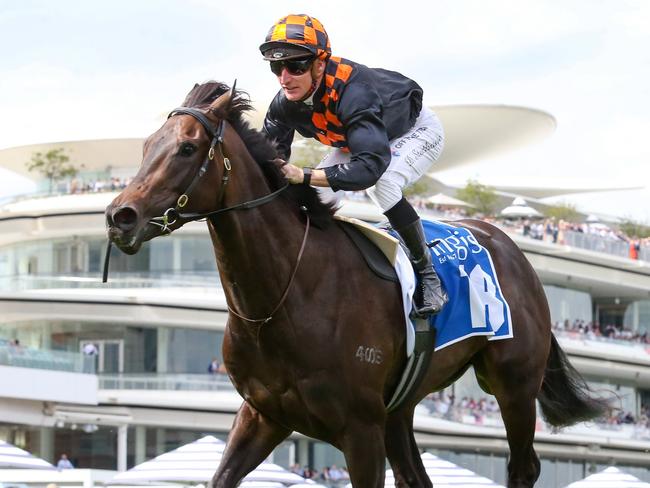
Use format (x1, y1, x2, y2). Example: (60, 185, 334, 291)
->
(260, 14, 331, 61)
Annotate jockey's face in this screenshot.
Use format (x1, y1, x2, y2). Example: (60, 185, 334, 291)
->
(275, 58, 325, 102)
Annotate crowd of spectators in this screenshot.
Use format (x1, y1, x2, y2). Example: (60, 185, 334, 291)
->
(502, 217, 648, 261)
(421, 392, 502, 426)
(593, 404, 650, 436)
(420, 391, 650, 440)
(552, 319, 650, 344)
(405, 196, 650, 262)
(290, 463, 350, 486)
(65, 177, 132, 194)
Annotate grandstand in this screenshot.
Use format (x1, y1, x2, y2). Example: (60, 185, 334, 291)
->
(1, 130, 650, 488)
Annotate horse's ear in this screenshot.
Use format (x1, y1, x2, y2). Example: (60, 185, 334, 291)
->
(208, 80, 237, 120)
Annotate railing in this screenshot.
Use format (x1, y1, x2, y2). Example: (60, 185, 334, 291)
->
(0, 343, 95, 374)
(96, 372, 650, 443)
(562, 231, 630, 258)
(98, 373, 234, 391)
(553, 328, 650, 348)
(0, 271, 223, 292)
(419, 398, 650, 442)
(0, 186, 121, 208)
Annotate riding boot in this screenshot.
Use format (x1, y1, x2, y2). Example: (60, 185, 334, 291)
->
(396, 219, 448, 318)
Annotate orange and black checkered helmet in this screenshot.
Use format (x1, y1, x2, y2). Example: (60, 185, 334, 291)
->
(260, 14, 331, 61)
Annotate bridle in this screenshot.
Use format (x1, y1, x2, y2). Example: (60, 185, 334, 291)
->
(147, 106, 230, 234)
(104, 100, 309, 327)
(148, 107, 289, 233)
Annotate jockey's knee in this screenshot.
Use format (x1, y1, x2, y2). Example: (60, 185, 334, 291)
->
(367, 177, 404, 212)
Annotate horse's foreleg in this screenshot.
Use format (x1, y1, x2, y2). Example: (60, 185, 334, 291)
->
(384, 408, 431, 488)
(339, 420, 387, 488)
(210, 401, 291, 488)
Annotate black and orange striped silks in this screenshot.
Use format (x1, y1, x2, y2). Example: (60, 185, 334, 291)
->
(311, 57, 354, 150)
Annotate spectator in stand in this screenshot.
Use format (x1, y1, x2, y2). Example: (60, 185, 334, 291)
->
(303, 466, 317, 479)
(207, 357, 221, 374)
(82, 343, 98, 356)
(630, 238, 640, 260)
(329, 464, 346, 482)
(289, 463, 304, 477)
(8, 339, 23, 353)
(319, 466, 331, 483)
(57, 453, 74, 470)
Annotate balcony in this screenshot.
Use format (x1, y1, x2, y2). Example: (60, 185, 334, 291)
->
(0, 343, 97, 404)
(98, 373, 233, 391)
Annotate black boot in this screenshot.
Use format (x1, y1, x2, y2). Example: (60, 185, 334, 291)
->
(396, 219, 448, 318)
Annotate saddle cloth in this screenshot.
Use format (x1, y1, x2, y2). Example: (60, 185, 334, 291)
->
(394, 219, 514, 356)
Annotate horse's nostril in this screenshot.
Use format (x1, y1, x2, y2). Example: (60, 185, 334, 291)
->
(112, 206, 139, 232)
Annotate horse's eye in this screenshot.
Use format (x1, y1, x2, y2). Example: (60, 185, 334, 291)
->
(179, 142, 197, 157)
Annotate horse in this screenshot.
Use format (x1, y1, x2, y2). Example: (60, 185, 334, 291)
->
(105, 81, 608, 488)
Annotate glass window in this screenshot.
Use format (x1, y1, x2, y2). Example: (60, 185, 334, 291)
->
(311, 442, 347, 471)
(0, 233, 220, 290)
(165, 328, 224, 374)
(543, 285, 593, 324)
(624, 301, 650, 334)
(271, 440, 295, 468)
(0, 320, 223, 374)
(588, 378, 637, 415)
(179, 236, 217, 273)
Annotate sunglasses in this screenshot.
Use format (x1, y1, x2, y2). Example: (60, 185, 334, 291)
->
(269, 57, 314, 76)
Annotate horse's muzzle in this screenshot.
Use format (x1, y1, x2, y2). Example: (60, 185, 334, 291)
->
(108, 205, 139, 233)
(106, 205, 144, 255)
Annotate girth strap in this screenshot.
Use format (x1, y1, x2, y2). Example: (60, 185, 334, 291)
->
(386, 319, 435, 413)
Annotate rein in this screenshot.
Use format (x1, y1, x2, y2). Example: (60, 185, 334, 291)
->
(228, 211, 310, 325)
(104, 103, 307, 327)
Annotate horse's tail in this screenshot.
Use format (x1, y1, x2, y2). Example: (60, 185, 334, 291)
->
(537, 334, 611, 428)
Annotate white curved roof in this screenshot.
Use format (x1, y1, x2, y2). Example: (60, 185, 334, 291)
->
(0, 104, 554, 181)
(0, 138, 143, 180)
(429, 104, 556, 172)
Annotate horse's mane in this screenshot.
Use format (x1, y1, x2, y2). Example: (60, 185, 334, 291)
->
(182, 81, 335, 228)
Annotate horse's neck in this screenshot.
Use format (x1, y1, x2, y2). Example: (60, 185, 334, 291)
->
(208, 152, 303, 318)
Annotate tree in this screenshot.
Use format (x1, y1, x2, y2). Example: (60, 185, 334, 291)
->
(455, 180, 498, 216)
(544, 202, 580, 222)
(619, 219, 650, 239)
(26, 148, 78, 193)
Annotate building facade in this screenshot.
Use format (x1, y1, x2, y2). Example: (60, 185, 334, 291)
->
(2, 139, 650, 487)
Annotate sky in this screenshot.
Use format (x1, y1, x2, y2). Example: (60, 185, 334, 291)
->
(1, 0, 649, 221)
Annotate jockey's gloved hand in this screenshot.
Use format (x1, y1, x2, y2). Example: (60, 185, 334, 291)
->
(280, 163, 306, 184)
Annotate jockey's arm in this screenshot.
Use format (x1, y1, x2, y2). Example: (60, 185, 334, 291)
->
(281, 165, 330, 186)
(282, 83, 391, 189)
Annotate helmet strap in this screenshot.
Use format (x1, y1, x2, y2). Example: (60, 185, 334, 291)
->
(297, 59, 325, 102)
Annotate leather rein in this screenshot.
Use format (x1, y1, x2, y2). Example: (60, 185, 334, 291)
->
(104, 105, 309, 326)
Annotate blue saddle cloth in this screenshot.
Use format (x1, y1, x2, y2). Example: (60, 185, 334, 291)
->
(420, 220, 513, 350)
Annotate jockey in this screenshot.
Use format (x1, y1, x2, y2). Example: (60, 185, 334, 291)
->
(260, 14, 448, 318)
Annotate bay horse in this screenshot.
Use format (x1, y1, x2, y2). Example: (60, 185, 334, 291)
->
(105, 82, 608, 488)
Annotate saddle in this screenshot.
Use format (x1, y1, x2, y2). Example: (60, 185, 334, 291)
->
(335, 216, 434, 413)
(335, 217, 398, 282)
